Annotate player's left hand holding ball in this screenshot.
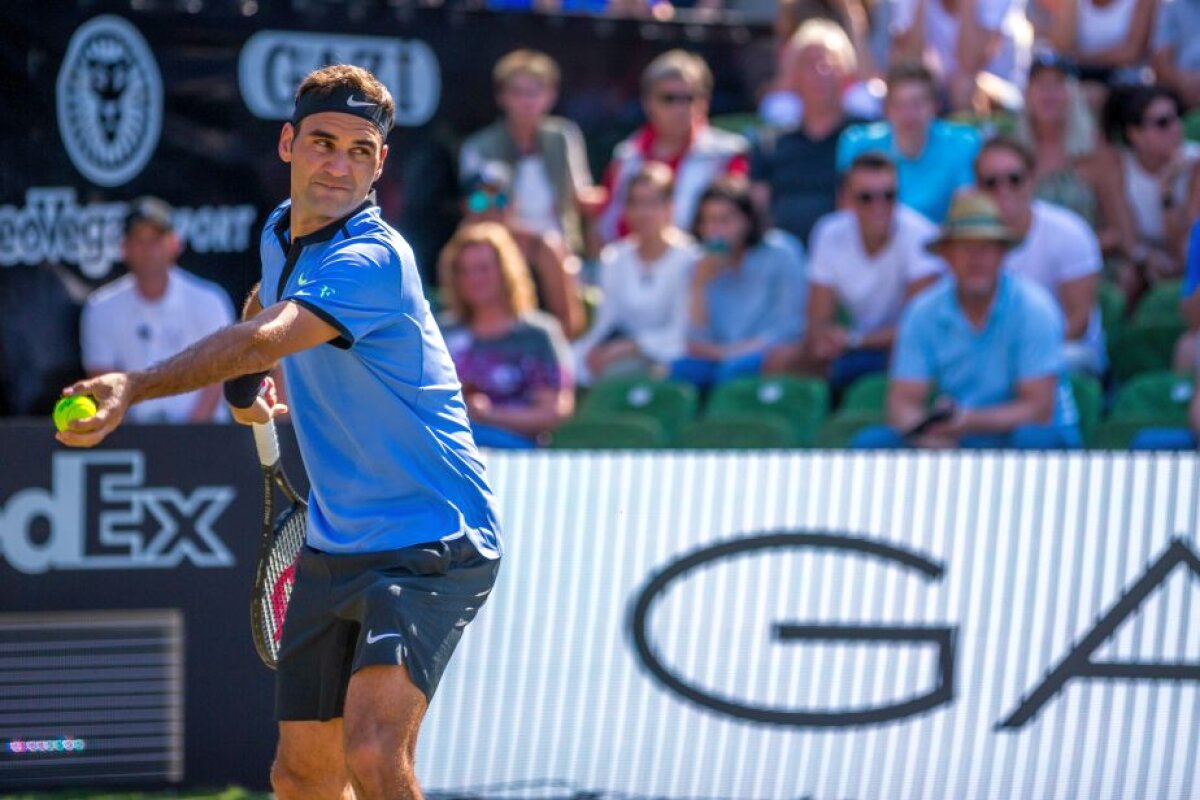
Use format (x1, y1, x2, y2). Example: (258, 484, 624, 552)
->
(55, 373, 133, 448)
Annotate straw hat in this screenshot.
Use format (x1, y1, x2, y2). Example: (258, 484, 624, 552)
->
(926, 190, 1020, 252)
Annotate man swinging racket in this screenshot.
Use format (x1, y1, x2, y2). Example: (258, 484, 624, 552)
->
(56, 64, 503, 799)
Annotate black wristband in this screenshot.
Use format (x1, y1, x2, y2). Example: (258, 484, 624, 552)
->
(223, 371, 269, 409)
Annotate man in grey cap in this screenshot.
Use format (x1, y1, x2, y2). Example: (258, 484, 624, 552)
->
(853, 189, 1081, 450)
(79, 195, 235, 422)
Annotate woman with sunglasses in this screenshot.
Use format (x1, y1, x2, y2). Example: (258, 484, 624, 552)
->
(436, 222, 575, 449)
(598, 50, 749, 245)
(670, 178, 806, 389)
(1105, 85, 1198, 294)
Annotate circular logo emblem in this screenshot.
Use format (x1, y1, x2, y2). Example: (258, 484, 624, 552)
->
(56, 15, 162, 187)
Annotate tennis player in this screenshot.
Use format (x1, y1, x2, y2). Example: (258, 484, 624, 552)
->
(56, 64, 502, 799)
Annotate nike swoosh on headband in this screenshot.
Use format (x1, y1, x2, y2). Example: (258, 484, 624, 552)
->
(365, 630, 403, 644)
(346, 96, 376, 108)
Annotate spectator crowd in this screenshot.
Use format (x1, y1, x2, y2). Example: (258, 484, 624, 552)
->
(13, 0, 1200, 451)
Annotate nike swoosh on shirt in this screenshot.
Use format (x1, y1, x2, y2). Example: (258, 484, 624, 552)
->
(295, 273, 312, 287)
(346, 96, 375, 108)
(366, 630, 403, 644)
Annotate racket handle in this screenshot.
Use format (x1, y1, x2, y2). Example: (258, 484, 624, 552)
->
(252, 419, 281, 467)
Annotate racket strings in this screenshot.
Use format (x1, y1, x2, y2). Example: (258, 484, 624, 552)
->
(255, 505, 307, 665)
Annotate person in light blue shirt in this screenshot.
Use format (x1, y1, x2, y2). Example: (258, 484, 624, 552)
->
(56, 65, 501, 799)
(854, 190, 1081, 450)
(670, 178, 806, 388)
(837, 62, 981, 222)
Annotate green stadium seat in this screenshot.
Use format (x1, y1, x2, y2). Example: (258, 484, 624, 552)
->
(1108, 324, 1183, 382)
(838, 372, 889, 413)
(815, 410, 885, 448)
(705, 376, 829, 446)
(708, 112, 762, 137)
(1068, 372, 1103, 446)
(1089, 371, 1194, 449)
(579, 378, 698, 443)
(1097, 280, 1126, 344)
(550, 414, 667, 450)
(679, 414, 800, 449)
(1186, 108, 1200, 143)
(1131, 279, 1185, 328)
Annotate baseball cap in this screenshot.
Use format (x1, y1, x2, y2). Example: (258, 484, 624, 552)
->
(1029, 50, 1078, 79)
(461, 160, 514, 194)
(124, 196, 174, 235)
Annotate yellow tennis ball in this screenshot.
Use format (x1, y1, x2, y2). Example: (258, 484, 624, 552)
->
(53, 395, 97, 432)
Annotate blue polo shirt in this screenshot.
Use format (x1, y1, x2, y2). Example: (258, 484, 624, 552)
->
(892, 273, 1078, 428)
(259, 198, 501, 558)
(836, 120, 980, 222)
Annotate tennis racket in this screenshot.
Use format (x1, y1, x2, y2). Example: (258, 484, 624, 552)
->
(249, 418, 307, 670)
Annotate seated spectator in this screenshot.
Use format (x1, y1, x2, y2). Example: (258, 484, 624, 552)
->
(459, 49, 606, 255)
(575, 164, 699, 383)
(81, 197, 234, 423)
(1015, 50, 1135, 255)
(975, 136, 1108, 375)
(1105, 85, 1199, 296)
(790, 152, 944, 389)
(1048, 0, 1157, 100)
(889, 0, 1024, 111)
(599, 50, 749, 243)
(837, 61, 981, 222)
(853, 190, 1082, 449)
(460, 160, 587, 338)
(1152, 0, 1200, 110)
(671, 178, 806, 388)
(751, 19, 867, 246)
(437, 222, 575, 449)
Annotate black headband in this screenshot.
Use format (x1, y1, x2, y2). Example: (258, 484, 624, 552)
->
(292, 84, 393, 138)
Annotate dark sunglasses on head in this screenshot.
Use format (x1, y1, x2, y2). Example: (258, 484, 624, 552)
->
(1143, 113, 1180, 130)
(467, 189, 509, 214)
(980, 171, 1026, 190)
(854, 188, 897, 206)
(655, 91, 695, 106)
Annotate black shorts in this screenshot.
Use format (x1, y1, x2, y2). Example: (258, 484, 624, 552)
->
(275, 535, 500, 721)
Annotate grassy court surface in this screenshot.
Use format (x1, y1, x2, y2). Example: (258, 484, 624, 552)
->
(0, 790, 269, 800)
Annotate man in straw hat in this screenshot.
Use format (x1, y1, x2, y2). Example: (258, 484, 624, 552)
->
(852, 189, 1082, 450)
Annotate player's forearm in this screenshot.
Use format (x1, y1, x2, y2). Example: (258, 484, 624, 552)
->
(128, 320, 278, 406)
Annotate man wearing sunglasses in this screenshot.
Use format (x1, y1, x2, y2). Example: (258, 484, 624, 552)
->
(599, 50, 748, 244)
(794, 152, 944, 388)
(975, 135, 1106, 376)
(853, 190, 1081, 450)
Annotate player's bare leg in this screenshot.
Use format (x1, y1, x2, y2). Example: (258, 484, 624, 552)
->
(342, 664, 428, 800)
(273, 718, 352, 799)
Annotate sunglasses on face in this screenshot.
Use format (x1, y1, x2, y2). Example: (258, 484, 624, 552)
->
(980, 171, 1026, 190)
(1142, 113, 1180, 130)
(467, 190, 509, 214)
(854, 188, 897, 206)
(655, 92, 696, 106)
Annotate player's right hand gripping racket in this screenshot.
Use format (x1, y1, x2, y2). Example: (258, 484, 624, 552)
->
(250, 419, 307, 670)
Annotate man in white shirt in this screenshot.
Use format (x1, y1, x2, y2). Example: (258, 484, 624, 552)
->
(81, 197, 235, 422)
(793, 152, 944, 388)
(975, 135, 1106, 375)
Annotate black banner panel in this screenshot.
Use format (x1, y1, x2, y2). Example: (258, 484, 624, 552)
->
(0, 611, 184, 787)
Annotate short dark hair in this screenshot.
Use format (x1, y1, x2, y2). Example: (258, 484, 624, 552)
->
(842, 151, 897, 191)
(1105, 84, 1182, 143)
(692, 177, 765, 248)
(885, 60, 936, 98)
(975, 135, 1036, 177)
(625, 162, 675, 203)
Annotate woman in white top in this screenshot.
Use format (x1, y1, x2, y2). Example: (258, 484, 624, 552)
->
(1108, 85, 1198, 293)
(575, 163, 698, 384)
(1048, 0, 1157, 95)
